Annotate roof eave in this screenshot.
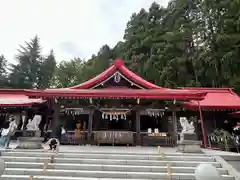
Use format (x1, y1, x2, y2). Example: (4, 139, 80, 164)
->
(24, 91, 205, 101)
(182, 103, 240, 110)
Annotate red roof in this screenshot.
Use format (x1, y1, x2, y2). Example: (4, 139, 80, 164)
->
(70, 58, 162, 89)
(24, 88, 206, 100)
(0, 93, 45, 107)
(182, 88, 240, 109)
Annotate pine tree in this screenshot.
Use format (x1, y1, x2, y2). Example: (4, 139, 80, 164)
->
(0, 55, 8, 88)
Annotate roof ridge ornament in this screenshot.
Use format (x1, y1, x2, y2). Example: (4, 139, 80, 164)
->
(113, 58, 124, 68)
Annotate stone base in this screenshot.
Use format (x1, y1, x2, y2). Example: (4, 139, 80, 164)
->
(15, 137, 44, 149)
(179, 133, 197, 141)
(177, 140, 202, 153)
(182, 133, 197, 141)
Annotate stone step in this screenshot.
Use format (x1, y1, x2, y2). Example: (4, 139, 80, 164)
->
(0, 175, 154, 180)
(2, 149, 208, 156)
(1, 175, 152, 180)
(0, 175, 235, 180)
(2, 156, 221, 167)
(3, 168, 235, 180)
(1, 152, 214, 161)
(4, 162, 228, 175)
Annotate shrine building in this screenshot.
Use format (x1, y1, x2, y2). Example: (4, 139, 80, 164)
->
(0, 58, 240, 147)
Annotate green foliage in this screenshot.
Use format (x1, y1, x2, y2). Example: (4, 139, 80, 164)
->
(212, 129, 233, 151)
(8, 36, 56, 89)
(52, 58, 84, 88)
(38, 50, 56, 88)
(2, 0, 240, 89)
(0, 55, 8, 88)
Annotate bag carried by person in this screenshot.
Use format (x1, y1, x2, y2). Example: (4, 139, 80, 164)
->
(1, 128, 9, 136)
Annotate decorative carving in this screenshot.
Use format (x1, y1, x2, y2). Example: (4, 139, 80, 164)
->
(179, 117, 195, 134)
(114, 72, 121, 83)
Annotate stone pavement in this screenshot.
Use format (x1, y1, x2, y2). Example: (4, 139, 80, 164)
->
(6, 141, 179, 154)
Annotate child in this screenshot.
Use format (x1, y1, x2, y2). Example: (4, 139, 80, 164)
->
(46, 137, 60, 151)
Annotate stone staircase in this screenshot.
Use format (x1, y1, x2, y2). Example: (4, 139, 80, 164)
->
(0, 149, 235, 180)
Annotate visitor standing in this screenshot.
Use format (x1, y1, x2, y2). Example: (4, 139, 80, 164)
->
(0, 121, 10, 148)
(4, 119, 18, 149)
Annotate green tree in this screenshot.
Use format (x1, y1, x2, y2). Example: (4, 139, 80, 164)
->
(9, 35, 42, 88)
(52, 45, 117, 88)
(123, 9, 150, 78)
(0, 55, 8, 87)
(8, 36, 57, 89)
(38, 50, 56, 88)
(52, 58, 85, 88)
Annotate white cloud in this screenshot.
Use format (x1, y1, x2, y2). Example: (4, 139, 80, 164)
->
(0, 0, 169, 63)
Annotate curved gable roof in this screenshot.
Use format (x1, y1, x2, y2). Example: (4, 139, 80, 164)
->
(70, 58, 162, 89)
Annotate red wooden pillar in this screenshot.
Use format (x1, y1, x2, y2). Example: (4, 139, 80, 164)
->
(198, 101, 207, 148)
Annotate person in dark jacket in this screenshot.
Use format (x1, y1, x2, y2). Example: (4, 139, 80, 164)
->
(46, 137, 59, 151)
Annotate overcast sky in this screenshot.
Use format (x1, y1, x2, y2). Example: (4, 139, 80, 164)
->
(0, 0, 169, 63)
